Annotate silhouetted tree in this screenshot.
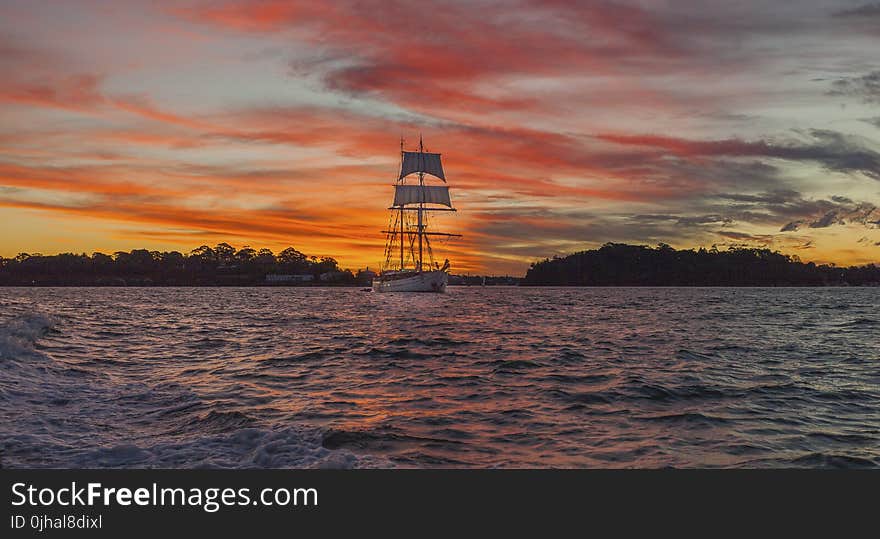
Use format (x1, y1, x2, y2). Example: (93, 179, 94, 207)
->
(236, 247, 256, 263)
(190, 245, 216, 263)
(255, 248, 275, 265)
(214, 242, 236, 265)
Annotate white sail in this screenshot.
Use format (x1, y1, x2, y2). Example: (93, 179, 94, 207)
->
(399, 151, 445, 181)
(393, 185, 452, 207)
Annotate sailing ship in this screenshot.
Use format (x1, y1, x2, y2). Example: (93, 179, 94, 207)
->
(373, 137, 461, 293)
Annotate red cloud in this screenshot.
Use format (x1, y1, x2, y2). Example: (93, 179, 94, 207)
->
(0, 74, 104, 112)
(173, 0, 702, 118)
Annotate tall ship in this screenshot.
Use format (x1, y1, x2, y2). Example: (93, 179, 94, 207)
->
(373, 137, 461, 293)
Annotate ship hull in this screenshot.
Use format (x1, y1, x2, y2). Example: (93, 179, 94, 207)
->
(372, 270, 448, 293)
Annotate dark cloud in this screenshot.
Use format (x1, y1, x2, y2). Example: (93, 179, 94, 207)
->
(630, 214, 678, 222)
(632, 210, 765, 229)
(675, 214, 733, 226)
(809, 210, 843, 228)
(779, 198, 878, 231)
(717, 189, 800, 204)
(832, 3, 880, 17)
(628, 190, 878, 239)
(827, 71, 880, 104)
(716, 231, 776, 245)
(776, 130, 880, 180)
(717, 231, 759, 241)
(599, 130, 880, 180)
(630, 189, 878, 238)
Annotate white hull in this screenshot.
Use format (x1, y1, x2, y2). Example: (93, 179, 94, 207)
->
(372, 270, 448, 293)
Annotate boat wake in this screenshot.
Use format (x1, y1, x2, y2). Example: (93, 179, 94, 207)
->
(0, 309, 389, 469)
(58, 425, 392, 469)
(0, 311, 57, 362)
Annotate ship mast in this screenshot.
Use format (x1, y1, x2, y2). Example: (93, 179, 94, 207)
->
(418, 134, 424, 272)
(399, 137, 405, 271)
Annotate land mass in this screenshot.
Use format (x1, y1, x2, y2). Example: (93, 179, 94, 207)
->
(0, 244, 363, 286)
(522, 243, 879, 286)
(0, 243, 517, 287)
(2, 242, 878, 287)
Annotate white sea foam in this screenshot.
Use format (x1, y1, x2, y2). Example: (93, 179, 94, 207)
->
(0, 311, 57, 361)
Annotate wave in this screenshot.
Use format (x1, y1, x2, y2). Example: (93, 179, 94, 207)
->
(491, 359, 546, 373)
(789, 453, 877, 468)
(192, 410, 257, 433)
(675, 349, 716, 362)
(841, 317, 878, 328)
(547, 388, 614, 405)
(806, 431, 877, 444)
(322, 428, 462, 450)
(321, 428, 466, 466)
(628, 382, 729, 402)
(541, 373, 614, 385)
(386, 336, 469, 347)
(4, 425, 391, 469)
(638, 411, 731, 426)
(0, 311, 57, 362)
(0, 311, 68, 409)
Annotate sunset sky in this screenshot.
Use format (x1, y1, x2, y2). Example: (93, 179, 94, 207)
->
(1, 1, 879, 274)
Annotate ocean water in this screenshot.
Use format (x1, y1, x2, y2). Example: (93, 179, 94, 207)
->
(1, 286, 878, 469)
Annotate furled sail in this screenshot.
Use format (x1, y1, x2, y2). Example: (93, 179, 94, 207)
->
(393, 185, 452, 207)
(399, 151, 445, 181)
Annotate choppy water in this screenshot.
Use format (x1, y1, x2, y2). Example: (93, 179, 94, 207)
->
(1, 287, 878, 468)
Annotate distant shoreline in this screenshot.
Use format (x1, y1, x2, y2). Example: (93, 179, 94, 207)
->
(0, 243, 521, 288)
(4, 242, 878, 288)
(523, 243, 879, 287)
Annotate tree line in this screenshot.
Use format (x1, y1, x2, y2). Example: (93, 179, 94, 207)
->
(5, 241, 877, 287)
(0, 243, 374, 286)
(522, 243, 880, 286)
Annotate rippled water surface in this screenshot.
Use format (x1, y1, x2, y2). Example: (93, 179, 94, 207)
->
(1, 287, 878, 468)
